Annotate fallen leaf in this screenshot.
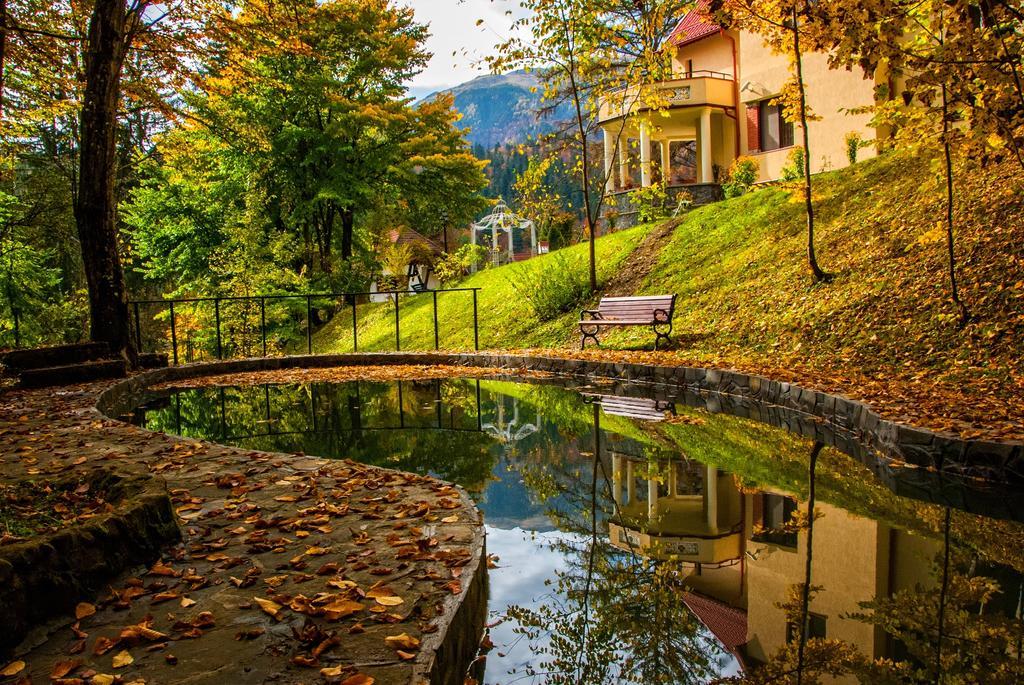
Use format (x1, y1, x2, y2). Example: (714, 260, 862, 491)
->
(180, 597, 197, 608)
(92, 675, 116, 685)
(0, 661, 25, 677)
(384, 633, 420, 650)
(254, 597, 283, 620)
(51, 659, 82, 679)
(112, 650, 134, 668)
(323, 600, 364, 621)
(339, 675, 374, 685)
(75, 602, 96, 619)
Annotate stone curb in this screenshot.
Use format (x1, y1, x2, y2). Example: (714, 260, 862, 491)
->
(0, 470, 181, 654)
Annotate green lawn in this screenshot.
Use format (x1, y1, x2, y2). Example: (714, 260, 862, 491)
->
(316, 225, 650, 352)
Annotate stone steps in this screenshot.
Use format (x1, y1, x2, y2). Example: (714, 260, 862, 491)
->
(1, 343, 168, 388)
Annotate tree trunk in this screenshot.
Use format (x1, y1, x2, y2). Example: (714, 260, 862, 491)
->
(340, 207, 354, 261)
(75, 0, 135, 363)
(941, 84, 969, 326)
(792, 6, 830, 284)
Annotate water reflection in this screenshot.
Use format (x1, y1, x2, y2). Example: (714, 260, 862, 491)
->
(128, 376, 1024, 684)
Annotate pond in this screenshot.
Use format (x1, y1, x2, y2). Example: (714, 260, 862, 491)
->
(126, 373, 1024, 684)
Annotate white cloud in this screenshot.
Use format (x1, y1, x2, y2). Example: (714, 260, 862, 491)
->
(400, 0, 528, 94)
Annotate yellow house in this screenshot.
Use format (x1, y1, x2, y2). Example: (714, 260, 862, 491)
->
(599, 0, 882, 222)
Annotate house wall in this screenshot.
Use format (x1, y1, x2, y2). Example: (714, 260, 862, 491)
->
(673, 31, 737, 78)
(737, 38, 879, 182)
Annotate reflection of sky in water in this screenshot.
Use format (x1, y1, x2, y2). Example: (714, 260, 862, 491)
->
(484, 526, 576, 683)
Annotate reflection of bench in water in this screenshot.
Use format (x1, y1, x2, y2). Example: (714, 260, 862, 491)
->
(582, 393, 675, 422)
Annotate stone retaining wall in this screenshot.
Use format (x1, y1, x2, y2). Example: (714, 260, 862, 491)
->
(0, 470, 180, 653)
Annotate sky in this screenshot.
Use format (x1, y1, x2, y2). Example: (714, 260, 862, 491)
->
(401, 0, 528, 100)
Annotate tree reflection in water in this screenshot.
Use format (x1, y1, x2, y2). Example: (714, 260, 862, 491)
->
(129, 376, 1024, 685)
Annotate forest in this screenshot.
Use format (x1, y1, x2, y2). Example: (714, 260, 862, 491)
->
(0, 0, 490, 351)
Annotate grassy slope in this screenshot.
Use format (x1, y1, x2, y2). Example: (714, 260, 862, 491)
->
(320, 151, 1024, 436)
(317, 225, 649, 352)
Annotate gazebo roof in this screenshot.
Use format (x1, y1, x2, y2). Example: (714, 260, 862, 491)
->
(471, 198, 533, 233)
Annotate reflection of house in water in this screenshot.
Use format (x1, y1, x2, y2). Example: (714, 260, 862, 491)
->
(593, 396, 944, 680)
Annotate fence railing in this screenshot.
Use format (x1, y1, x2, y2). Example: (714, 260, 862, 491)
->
(129, 288, 481, 365)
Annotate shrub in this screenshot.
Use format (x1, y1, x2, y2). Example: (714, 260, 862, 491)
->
(723, 156, 759, 198)
(508, 252, 591, 321)
(433, 244, 488, 285)
(630, 181, 669, 223)
(845, 131, 864, 165)
(781, 146, 806, 182)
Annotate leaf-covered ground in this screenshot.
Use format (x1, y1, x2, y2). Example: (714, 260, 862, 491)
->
(320, 151, 1024, 441)
(0, 367, 493, 685)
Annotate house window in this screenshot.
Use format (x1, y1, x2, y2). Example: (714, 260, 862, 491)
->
(758, 100, 794, 151)
(787, 613, 827, 643)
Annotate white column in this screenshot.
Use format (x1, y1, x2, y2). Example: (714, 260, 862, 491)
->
(603, 128, 616, 193)
(648, 475, 659, 519)
(612, 454, 623, 507)
(639, 123, 652, 187)
(491, 224, 499, 266)
(618, 138, 629, 189)
(508, 228, 514, 263)
(660, 141, 671, 184)
(705, 464, 718, 535)
(699, 107, 713, 184)
(530, 222, 537, 256)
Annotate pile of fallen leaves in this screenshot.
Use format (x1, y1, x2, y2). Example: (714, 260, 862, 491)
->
(150, 363, 548, 391)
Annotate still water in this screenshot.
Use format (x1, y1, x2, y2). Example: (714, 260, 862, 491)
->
(128, 374, 1024, 684)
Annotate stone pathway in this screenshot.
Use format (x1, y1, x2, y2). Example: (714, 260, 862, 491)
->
(0, 369, 485, 685)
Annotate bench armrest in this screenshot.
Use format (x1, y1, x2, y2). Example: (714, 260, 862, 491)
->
(580, 309, 602, 321)
(652, 307, 672, 323)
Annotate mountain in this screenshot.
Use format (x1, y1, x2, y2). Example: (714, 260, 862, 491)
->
(424, 70, 566, 148)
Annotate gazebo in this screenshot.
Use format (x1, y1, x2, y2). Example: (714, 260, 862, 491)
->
(470, 198, 537, 269)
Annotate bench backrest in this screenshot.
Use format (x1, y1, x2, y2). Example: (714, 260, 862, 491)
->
(597, 295, 676, 321)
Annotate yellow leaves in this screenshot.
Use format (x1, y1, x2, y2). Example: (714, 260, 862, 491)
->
(339, 674, 374, 685)
(373, 595, 404, 607)
(91, 675, 116, 685)
(0, 661, 25, 677)
(384, 632, 420, 650)
(112, 650, 134, 668)
(75, 601, 96, 619)
(254, 597, 284, 620)
(322, 599, 364, 621)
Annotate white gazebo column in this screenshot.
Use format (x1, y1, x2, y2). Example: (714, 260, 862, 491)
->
(508, 227, 514, 263)
(639, 122, 652, 187)
(704, 464, 719, 535)
(603, 128, 616, 193)
(660, 140, 671, 184)
(470, 228, 478, 273)
(699, 107, 713, 184)
(529, 221, 537, 256)
(492, 224, 499, 266)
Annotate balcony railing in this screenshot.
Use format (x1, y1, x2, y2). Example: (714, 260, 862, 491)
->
(599, 72, 736, 123)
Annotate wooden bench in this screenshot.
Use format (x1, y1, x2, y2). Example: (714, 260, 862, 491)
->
(581, 393, 675, 422)
(580, 294, 677, 350)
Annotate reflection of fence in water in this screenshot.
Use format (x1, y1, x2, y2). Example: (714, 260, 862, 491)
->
(162, 378, 485, 442)
(129, 288, 481, 364)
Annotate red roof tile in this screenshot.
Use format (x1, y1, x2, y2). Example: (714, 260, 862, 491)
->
(668, 0, 722, 47)
(682, 591, 748, 653)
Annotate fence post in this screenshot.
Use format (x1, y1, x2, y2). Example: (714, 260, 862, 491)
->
(214, 298, 223, 359)
(169, 301, 178, 366)
(432, 290, 439, 350)
(472, 289, 479, 351)
(306, 295, 313, 354)
(351, 299, 358, 352)
(260, 297, 267, 357)
(133, 302, 142, 352)
(393, 292, 400, 351)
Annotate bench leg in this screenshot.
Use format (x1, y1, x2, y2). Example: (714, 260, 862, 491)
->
(580, 326, 600, 350)
(653, 322, 673, 351)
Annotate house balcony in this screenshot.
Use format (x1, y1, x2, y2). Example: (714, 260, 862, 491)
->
(597, 71, 736, 125)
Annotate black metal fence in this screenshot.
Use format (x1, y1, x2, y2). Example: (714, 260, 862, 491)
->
(129, 288, 480, 365)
